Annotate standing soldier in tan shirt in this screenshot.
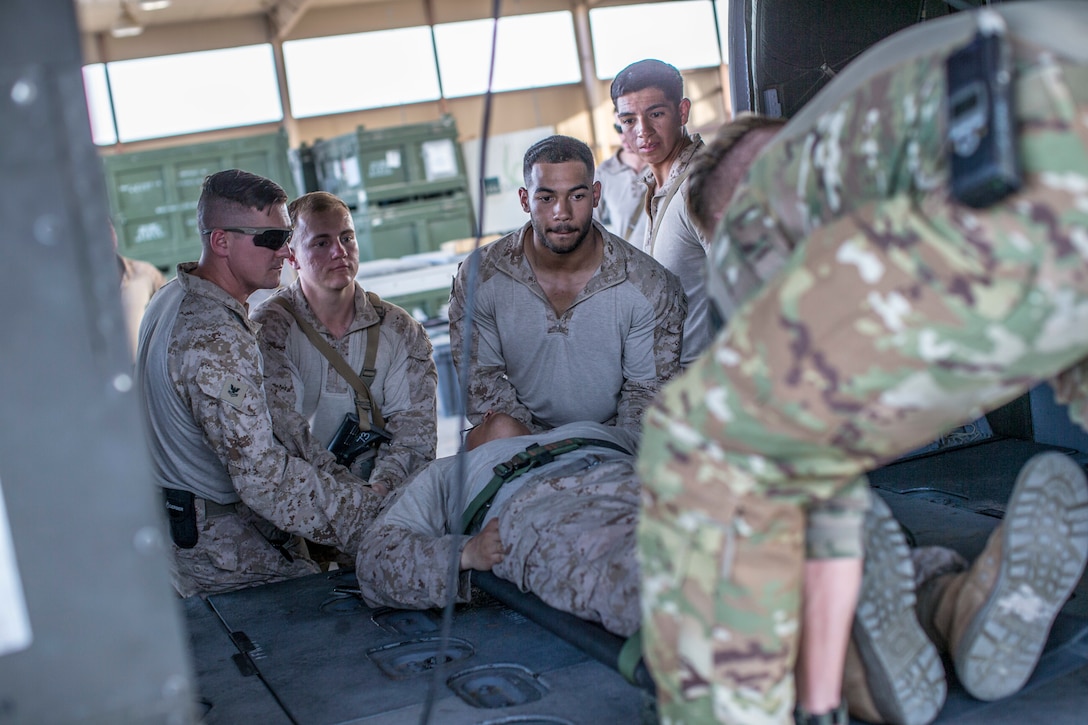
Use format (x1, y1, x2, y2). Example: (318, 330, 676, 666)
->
(612, 58, 710, 366)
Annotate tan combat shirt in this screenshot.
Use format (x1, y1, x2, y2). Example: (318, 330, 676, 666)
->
(252, 281, 438, 493)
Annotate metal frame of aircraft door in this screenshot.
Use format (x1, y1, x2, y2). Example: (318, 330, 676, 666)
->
(0, 1, 194, 723)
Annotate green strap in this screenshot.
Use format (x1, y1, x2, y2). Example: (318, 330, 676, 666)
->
(617, 628, 643, 685)
(361, 291, 385, 386)
(459, 437, 630, 534)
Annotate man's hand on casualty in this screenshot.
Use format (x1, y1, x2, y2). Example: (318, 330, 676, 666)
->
(460, 518, 504, 571)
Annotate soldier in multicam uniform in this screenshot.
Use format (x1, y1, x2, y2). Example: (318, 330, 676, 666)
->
(689, 115, 1088, 725)
(137, 170, 383, 598)
(636, 4, 1088, 724)
(449, 134, 685, 438)
(252, 191, 438, 498)
(613, 59, 710, 365)
(355, 413, 643, 637)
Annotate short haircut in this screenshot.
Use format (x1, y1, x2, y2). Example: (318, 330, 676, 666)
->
(686, 114, 787, 236)
(197, 169, 288, 234)
(610, 59, 684, 107)
(522, 135, 595, 187)
(288, 191, 351, 227)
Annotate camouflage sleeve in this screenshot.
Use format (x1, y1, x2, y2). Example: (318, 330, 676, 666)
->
(615, 267, 687, 433)
(448, 257, 535, 428)
(178, 320, 381, 553)
(1049, 361, 1088, 433)
(354, 467, 472, 609)
(355, 521, 472, 609)
(253, 303, 329, 461)
(709, 48, 948, 320)
(369, 310, 439, 492)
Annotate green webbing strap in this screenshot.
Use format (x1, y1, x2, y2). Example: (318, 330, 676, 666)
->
(459, 436, 630, 535)
(617, 628, 643, 685)
(361, 291, 386, 385)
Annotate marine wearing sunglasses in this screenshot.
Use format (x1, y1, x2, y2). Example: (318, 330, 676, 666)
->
(201, 226, 294, 250)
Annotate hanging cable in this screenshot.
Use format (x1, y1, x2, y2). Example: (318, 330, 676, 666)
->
(418, 1, 502, 722)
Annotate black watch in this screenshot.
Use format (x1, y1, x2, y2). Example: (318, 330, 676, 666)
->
(793, 701, 848, 725)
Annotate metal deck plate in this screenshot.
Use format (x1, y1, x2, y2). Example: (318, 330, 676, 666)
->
(182, 595, 292, 724)
(197, 571, 644, 724)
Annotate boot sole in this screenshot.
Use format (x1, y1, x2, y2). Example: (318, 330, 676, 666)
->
(954, 451, 1088, 701)
(853, 492, 946, 725)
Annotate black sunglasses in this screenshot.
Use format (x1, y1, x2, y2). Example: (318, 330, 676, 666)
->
(203, 226, 293, 250)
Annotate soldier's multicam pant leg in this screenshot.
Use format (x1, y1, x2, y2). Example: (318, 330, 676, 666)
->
(639, 13, 1088, 724)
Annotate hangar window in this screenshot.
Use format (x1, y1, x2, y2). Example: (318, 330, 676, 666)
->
(433, 11, 581, 97)
(590, 0, 724, 79)
(283, 27, 441, 117)
(102, 45, 283, 142)
(81, 64, 117, 146)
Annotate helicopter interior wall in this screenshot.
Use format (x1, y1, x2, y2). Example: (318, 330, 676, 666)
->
(736, 0, 950, 119)
(0, 1, 193, 722)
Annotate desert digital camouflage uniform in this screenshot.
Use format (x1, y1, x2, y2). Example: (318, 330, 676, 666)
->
(253, 281, 438, 493)
(448, 222, 686, 435)
(643, 135, 714, 365)
(355, 421, 642, 635)
(636, 4, 1088, 723)
(137, 263, 383, 597)
(595, 147, 649, 243)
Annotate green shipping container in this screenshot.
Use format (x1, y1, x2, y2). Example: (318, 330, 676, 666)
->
(367, 193, 476, 260)
(349, 206, 376, 263)
(312, 115, 469, 206)
(101, 131, 299, 273)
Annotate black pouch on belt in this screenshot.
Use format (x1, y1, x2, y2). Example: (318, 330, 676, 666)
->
(163, 488, 198, 549)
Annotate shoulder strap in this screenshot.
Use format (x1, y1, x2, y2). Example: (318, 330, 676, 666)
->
(646, 166, 695, 255)
(622, 188, 648, 241)
(460, 437, 630, 534)
(270, 296, 386, 430)
(361, 291, 385, 388)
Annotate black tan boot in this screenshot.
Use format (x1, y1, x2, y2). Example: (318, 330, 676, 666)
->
(915, 451, 1088, 701)
(847, 492, 946, 725)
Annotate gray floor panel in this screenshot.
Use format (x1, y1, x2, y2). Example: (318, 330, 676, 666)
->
(352, 660, 647, 724)
(196, 571, 645, 724)
(935, 633, 1088, 724)
(183, 439, 1088, 725)
(181, 594, 293, 724)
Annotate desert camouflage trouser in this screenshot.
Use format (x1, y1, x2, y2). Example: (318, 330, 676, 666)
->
(637, 11, 1088, 724)
(493, 454, 642, 637)
(171, 499, 319, 598)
